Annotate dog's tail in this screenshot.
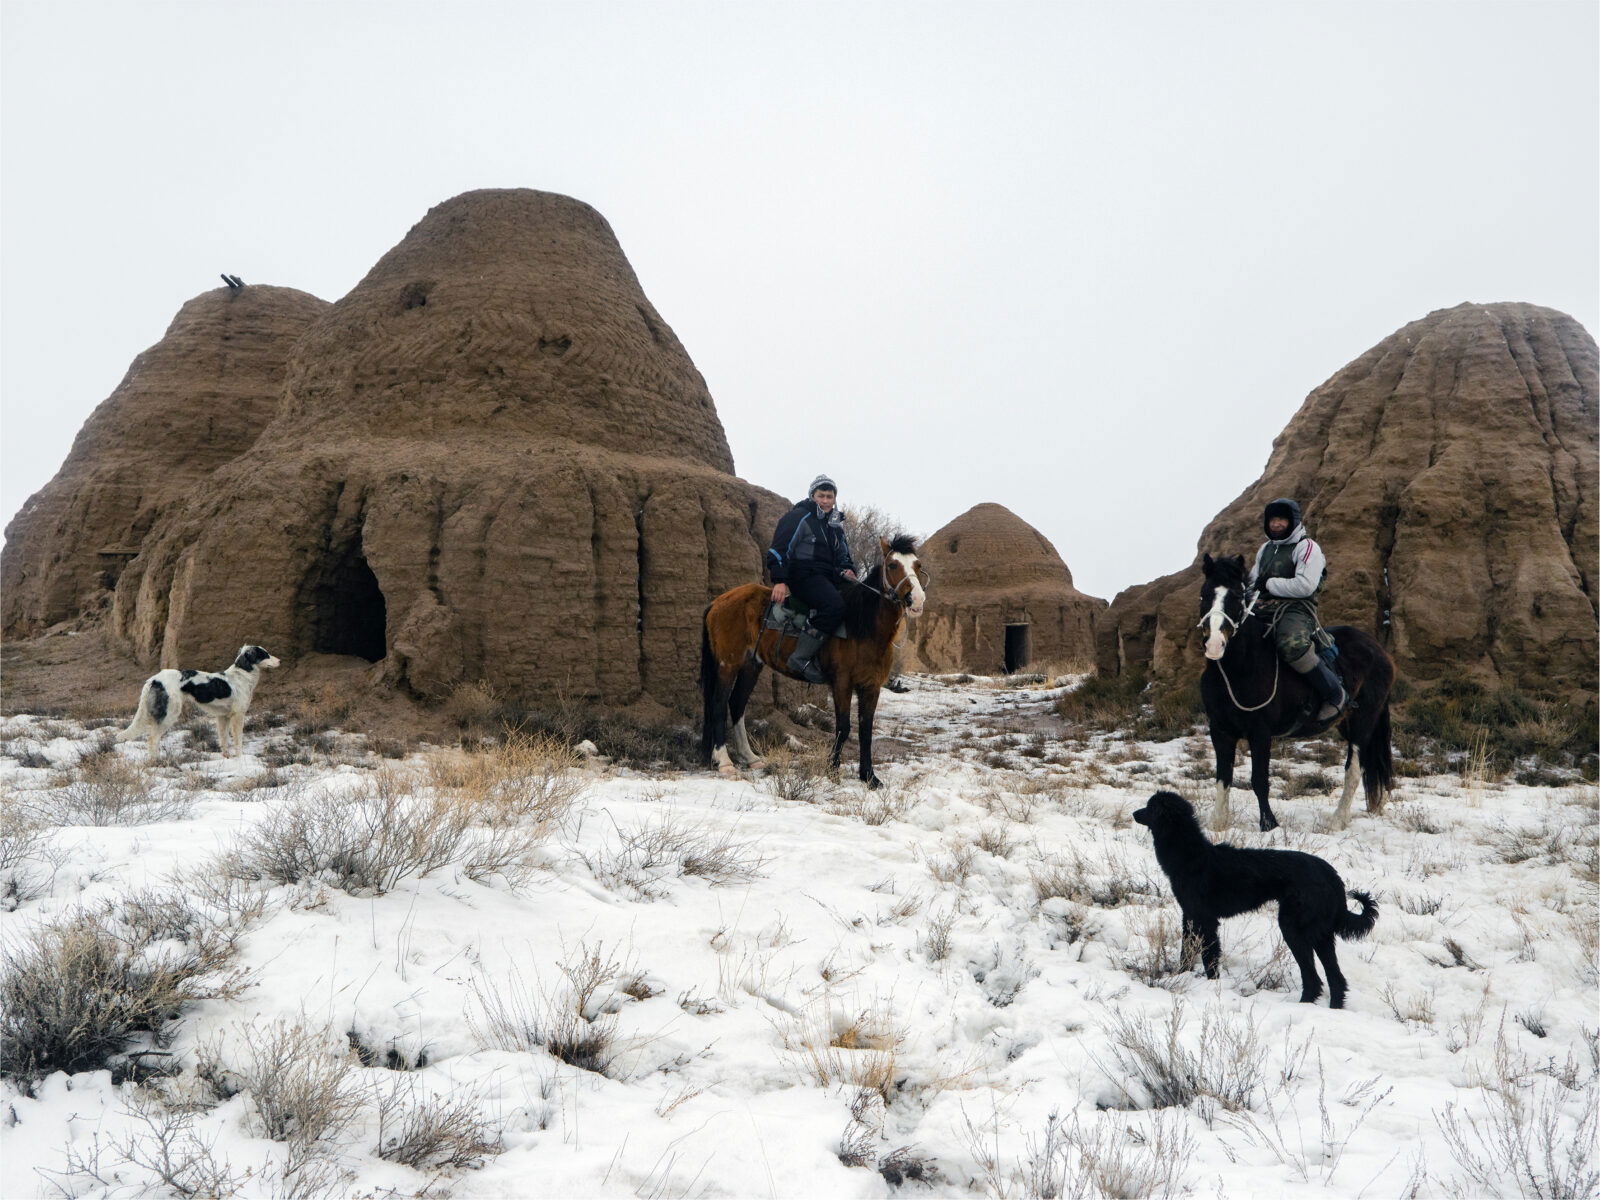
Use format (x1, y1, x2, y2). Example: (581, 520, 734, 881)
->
(1338, 890, 1379, 940)
(116, 677, 165, 742)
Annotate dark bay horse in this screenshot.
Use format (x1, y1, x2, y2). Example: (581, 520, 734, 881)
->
(701, 536, 926, 788)
(1198, 554, 1395, 832)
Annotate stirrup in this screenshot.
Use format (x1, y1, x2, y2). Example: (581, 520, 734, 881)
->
(1315, 688, 1348, 722)
(787, 653, 827, 684)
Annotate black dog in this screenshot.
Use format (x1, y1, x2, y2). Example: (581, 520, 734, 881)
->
(1132, 791, 1378, 1007)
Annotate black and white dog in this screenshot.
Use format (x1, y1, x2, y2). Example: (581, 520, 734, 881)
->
(118, 645, 281, 759)
(1133, 790, 1379, 1008)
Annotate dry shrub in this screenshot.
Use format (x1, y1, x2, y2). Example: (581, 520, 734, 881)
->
(220, 766, 559, 894)
(197, 1020, 364, 1146)
(1, 899, 247, 1087)
(0, 796, 60, 908)
(1436, 1075, 1599, 1198)
(928, 841, 977, 886)
(975, 824, 1016, 859)
(762, 753, 830, 806)
(422, 731, 584, 827)
(1019, 1108, 1195, 1200)
(40, 754, 191, 826)
(47, 1087, 250, 1199)
(780, 1001, 904, 1102)
(1118, 909, 1200, 990)
(582, 814, 765, 898)
(1099, 1001, 1266, 1115)
(470, 943, 624, 1075)
(824, 784, 913, 826)
(1031, 846, 1161, 910)
(375, 1079, 504, 1169)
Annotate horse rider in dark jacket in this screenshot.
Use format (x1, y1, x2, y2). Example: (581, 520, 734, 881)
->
(1247, 497, 1347, 722)
(768, 474, 858, 683)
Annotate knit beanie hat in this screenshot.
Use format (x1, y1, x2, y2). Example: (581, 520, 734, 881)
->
(808, 474, 837, 496)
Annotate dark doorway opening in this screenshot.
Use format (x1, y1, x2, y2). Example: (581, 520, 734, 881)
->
(310, 542, 387, 661)
(1004, 624, 1031, 674)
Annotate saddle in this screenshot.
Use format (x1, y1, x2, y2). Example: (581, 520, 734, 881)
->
(763, 597, 851, 640)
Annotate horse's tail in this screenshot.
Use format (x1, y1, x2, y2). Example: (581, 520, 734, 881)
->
(699, 605, 719, 762)
(1338, 890, 1379, 940)
(1362, 702, 1394, 807)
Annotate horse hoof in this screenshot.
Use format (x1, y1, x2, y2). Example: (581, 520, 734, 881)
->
(717, 763, 739, 778)
(1259, 816, 1279, 833)
(748, 759, 767, 772)
(864, 775, 883, 790)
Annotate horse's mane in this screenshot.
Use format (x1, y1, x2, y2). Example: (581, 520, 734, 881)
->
(841, 533, 918, 639)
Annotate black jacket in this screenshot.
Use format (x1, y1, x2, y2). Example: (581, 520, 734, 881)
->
(767, 500, 855, 584)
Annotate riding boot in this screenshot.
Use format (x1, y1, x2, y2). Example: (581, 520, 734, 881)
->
(786, 628, 829, 684)
(1289, 647, 1346, 721)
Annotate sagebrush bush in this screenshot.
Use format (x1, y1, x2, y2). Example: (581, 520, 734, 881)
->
(582, 815, 765, 897)
(0, 797, 59, 908)
(1396, 681, 1597, 779)
(1, 901, 245, 1086)
(220, 766, 561, 894)
(197, 1020, 364, 1146)
(447, 685, 701, 768)
(376, 1080, 504, 1169)
(40, 754, 191, 826)
(1054, 671, 1200, 741)
(470, 944, 624, 1075)
(1100, 1002, 1266, 1115)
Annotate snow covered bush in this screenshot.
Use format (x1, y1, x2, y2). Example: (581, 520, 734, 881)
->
(1, 899, 245, 1087)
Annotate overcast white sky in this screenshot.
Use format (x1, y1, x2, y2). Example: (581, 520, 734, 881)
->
(3, 1, 1595, 601)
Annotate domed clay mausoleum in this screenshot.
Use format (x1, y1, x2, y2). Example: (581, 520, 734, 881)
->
(906, 503, 1106, 675)
(4, 190, 790, 713)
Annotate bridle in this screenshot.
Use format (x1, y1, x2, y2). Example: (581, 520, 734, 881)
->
(1194, 584, 1261, 637)
(856, 557, 930, 608)
(1198, 584, 1279, 711)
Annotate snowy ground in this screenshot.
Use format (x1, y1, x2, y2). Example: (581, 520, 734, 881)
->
(1, 675, 1595, 1199)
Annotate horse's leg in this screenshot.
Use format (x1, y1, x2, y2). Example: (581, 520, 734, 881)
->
(727, 659, 765, 769)
(708, 667, 738, 777)
(1332, 739, 1360, 830)
(829, 675, 852, 773)
(855, 684, 881, 789)
(1248, 730, 1278, 832)
(1209, 729, 1238, 831)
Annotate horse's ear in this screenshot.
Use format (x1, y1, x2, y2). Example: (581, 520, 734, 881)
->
(1202, 553, 1214, 572)
(1229, 555, 1246, 572)
(879, 537, 890, 556)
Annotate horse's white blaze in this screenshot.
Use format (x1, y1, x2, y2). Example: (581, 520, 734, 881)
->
(894, 552, 926, 616)
(1204, 586, 1229, 660)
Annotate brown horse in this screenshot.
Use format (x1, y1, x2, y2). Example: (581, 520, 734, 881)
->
(700, 535, 927, 788)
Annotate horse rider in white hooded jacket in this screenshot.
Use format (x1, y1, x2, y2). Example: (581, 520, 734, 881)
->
(1247, 497, 1348, 722)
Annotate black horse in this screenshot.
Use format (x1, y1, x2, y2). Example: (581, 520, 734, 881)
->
(1197, 554, 1395, 832)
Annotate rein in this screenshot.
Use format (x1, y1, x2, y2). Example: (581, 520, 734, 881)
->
(1204, 588, 1280, 712)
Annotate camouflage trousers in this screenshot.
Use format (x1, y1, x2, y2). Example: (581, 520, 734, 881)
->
(1264, 601, 1320, 662)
